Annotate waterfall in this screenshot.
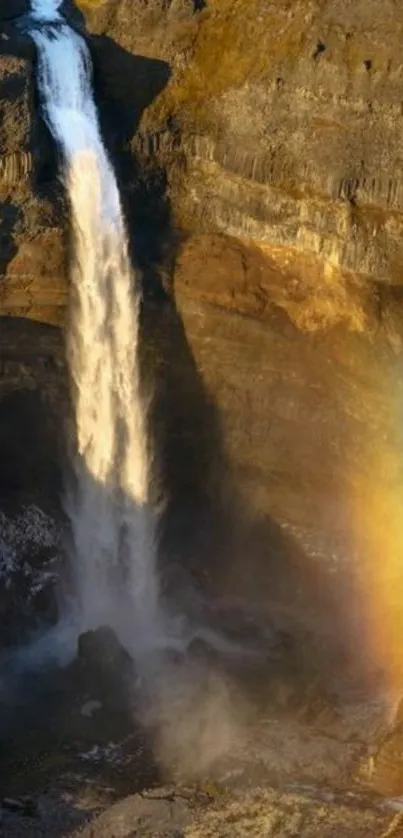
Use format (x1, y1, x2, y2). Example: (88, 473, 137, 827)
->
(30, 0, 62, 21)
(30, 3, 161, 653)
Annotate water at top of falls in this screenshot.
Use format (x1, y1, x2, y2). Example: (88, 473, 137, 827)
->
(30, 0, 62, 21)
(31, 14, 162, 656)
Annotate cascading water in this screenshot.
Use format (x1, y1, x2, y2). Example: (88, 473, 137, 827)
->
(30, 0, 161, 653)
(30, 0, 62, 21)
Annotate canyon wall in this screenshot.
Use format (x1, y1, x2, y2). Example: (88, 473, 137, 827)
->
(1, 1, 403, 662)
(4, 0, 403, 318)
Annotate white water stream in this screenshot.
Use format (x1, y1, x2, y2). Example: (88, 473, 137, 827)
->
(30, 0, 62, 21)
(30, 1, 161, 653)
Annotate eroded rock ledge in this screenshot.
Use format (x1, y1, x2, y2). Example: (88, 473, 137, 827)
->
(2, 0, 403, 324)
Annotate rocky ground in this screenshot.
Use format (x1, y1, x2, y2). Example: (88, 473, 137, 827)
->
(2, 616, 403, 837)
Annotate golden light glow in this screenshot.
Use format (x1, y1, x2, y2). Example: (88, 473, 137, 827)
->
(350, 437, 403, 692)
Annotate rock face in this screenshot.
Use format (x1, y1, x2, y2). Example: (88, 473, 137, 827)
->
(4, 0, 403, 317)
(0, 1, 29, 20)
(0, 17, 65, 326)
(5, 0, 403, 313)
(68, 0, 403, 285)
(0, 502, 62, 646)
(2, 1, 403, 685)
(0, 319, 67, 645)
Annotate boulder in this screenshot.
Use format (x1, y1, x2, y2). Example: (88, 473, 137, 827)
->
(77, 626, 135, 680)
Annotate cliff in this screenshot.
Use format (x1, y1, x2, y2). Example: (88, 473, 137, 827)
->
(2, 0, 403, 807)
(1, 0, 403, 583)
(78, 0, 403, 294)
(2, 0, 403, 328)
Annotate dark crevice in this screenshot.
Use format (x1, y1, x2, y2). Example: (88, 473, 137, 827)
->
(0, 388, 61, 498)
(312, 40, 326, 60)
(0, 200, 20, 274)
(89, 34, 174, 299)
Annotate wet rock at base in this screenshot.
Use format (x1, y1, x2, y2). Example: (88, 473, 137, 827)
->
(73, 626, 138, 716)
(77, 626, 135, 678)
(1, 795, 38, 817)
(0, 504, 62, 648)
